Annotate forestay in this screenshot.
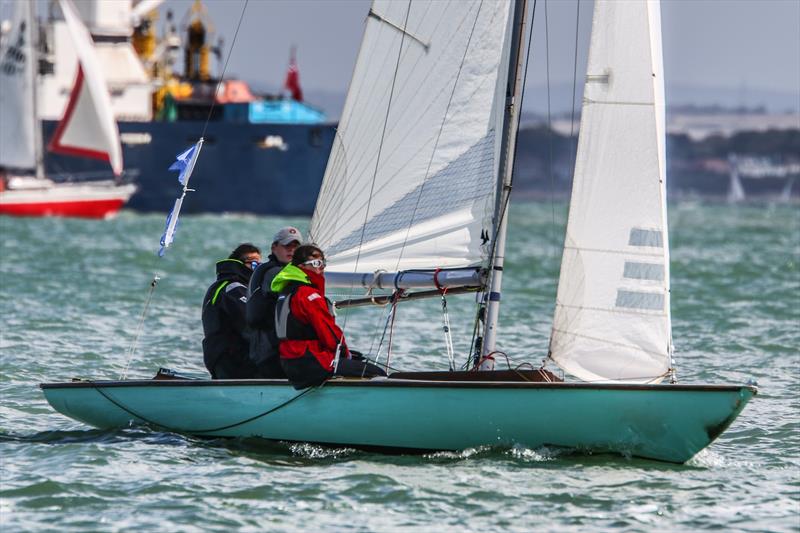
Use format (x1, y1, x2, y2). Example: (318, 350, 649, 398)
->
(550, 0, 672, 383)
(310, 0, 514, 277)
(0, 1, 37, 171)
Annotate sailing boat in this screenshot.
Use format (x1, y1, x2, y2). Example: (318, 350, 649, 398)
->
(727, 155, 746, 203)
(40, 0, 755, 463)
(0, 0, 135, 218)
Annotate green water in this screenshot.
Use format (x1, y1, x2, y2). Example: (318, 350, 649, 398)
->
(1, 201, 798, 531)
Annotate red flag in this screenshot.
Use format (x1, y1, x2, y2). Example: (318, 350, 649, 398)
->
(284, 48, 303, 102)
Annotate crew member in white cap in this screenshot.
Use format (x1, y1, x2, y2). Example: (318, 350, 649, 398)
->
(246, 226, 302, 377)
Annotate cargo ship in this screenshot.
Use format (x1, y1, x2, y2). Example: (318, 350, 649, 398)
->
(36, 0, 335, 215)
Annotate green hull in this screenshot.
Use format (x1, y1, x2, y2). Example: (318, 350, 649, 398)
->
(40, 377, 756, 463)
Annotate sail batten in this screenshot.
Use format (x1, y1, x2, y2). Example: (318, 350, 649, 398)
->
(550, 0, 672, 384)
(311, 0, 514, 277)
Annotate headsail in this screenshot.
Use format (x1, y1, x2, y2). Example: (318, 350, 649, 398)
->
(309, 0, 514, 278)
(0, 0, 37, 171)
(48, 0, 123, 175)
(550, 0, 672, 383)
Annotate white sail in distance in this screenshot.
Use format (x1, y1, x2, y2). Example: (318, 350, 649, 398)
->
(550, 0, 672, 383)
(48, 0, 123, 175)
(0, 0, 37, 170)
(310, 0, 514, 276)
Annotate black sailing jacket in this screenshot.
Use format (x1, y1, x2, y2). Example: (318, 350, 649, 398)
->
(201, 258, 258, 379)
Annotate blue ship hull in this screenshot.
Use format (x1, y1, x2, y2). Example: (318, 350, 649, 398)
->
(42, 119, 336, 215)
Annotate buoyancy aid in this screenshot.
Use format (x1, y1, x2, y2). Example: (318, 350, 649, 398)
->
(271, 264, 344, 370)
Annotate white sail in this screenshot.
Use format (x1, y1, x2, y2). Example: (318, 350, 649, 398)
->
(727, 155, 746, 203)
(550, 0, 672, 383)
(48, 0, 123, 175)
(310, 0, 514, 276)
(0, 0, 37, 170)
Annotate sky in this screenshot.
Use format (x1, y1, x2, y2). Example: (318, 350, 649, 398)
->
(164, 0, 799, 116)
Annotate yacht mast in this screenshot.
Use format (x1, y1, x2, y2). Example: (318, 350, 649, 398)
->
(30, 0, 44, 179)
(481, 0, 529, 358)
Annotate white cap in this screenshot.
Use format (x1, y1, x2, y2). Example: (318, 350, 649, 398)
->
(272, 226, 302, 245)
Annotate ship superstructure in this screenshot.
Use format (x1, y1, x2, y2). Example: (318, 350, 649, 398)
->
(33, 0, 335, 215)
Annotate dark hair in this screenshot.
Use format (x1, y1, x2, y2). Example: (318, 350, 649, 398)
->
(229, 243, 260, 262)
(292, 244, 324, 266)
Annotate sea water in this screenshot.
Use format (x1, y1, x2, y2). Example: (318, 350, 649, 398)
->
(1, 201, 797, 532)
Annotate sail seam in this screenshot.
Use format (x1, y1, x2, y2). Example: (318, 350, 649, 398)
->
(562, 245, 662, 258)
(554, 301, 667, 318)
(583, 98, 655, 106)
(551, 327, 668, 358)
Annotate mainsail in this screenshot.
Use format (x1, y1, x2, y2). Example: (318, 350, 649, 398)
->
(48, 0, 123, 175)
(310, 0, 514, 277)
(0, 1, 38, 171)
(550, 0, 672, 383)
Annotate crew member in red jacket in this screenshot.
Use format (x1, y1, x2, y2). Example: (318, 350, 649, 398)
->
(271, 244, 386, 389)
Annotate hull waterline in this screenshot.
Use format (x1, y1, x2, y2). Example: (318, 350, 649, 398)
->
(40, 376, 756, 463)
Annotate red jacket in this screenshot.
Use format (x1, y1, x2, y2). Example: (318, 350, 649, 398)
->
(277, 269, 347, 370)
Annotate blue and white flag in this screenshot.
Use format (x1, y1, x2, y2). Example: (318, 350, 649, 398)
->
(169, 142, 201, 186)
(158, 139, 203, 256)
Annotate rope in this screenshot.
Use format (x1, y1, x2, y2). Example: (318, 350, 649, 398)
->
(89, 381, 316, 433)
(439, 288, 456, 371)
(120, 275, 160, 380)
(383, 292, 401, 373)
(200, 0, 250, 139)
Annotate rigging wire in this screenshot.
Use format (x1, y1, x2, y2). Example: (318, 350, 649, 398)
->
(545, 0, 558, 260)
(200, 0, 250, 140)
(391, 1, 484, 273)
(544, 0, 581, 365)
(567, 0, 581, 181)
(119, 0, 249, 379)
(336, 0, 413, 339)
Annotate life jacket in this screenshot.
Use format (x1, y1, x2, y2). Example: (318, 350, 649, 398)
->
(246, 255, 284, 330)
(273, 264, 335, 341)
(274, 281, 319, 341)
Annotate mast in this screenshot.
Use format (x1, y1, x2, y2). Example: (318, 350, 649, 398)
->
(481, 0, 529, 358)
(30, 0, 44, 179)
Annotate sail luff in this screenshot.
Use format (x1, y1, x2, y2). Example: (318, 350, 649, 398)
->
(647, 0, 674, 373)
(549, 0, 672, 383)
(482, 0, 529, 356)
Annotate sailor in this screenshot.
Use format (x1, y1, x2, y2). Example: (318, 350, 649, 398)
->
(271, 244, 386, 389)
(245, 226, 302, 378)
(202, 243, 261, 379)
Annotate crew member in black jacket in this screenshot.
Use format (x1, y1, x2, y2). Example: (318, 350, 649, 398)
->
(246, 226, 301, 378)
(202, 243, 261, 379)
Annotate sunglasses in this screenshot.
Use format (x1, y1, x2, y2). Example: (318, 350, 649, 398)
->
(303, 258, 326, 268)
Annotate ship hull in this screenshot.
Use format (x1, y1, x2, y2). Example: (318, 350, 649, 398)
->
(42, 119, 336, 216)
(41, 375, 756, 463)
(0, 180, 136, 219)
